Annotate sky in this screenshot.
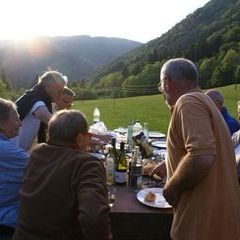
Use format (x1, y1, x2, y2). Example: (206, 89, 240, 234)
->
(0, 0, 210, 43)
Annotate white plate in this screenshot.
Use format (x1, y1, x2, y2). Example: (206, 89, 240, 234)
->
(137, 188, 172, 208)
(151, 140, 167, 149)
(113, 128, 128, 135)
(149, 131, 166, 139)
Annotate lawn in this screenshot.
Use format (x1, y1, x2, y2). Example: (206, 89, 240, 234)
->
(73, 84, 240, 134)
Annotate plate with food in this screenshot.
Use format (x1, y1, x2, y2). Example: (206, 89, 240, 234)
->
(137, 188, 172, 208)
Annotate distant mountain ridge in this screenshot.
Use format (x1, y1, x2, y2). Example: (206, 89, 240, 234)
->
(86, 0, 240, 97)
(0, 36, 141, 88)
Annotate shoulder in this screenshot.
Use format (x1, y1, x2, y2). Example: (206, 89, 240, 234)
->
(0, 138, 29, 161)
(177, 91, 206, 106)
(74, 152, 105, 170)
(31, 101, 46, 113)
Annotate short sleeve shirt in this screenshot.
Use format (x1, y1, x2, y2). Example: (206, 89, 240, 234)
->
(167, 89, 240, 240)
(11, 101, 46, 151)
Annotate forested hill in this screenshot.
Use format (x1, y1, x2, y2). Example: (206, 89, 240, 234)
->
(0, 36, 141, 88)
(87, 0, 240, 98)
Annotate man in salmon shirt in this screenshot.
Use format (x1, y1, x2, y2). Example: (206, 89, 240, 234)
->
(158, 58, 240, 240)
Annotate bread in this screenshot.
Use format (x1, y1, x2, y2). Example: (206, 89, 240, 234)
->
(152, 173, 162, 181)
(142, 159, 158, 176)
(144, 191, 156, 202)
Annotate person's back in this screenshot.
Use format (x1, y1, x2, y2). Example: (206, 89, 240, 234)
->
(168, 91, 240, 239)
(13, 110, 111, 240)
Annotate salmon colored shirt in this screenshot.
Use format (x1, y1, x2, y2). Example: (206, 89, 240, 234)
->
(166, 89, 240, 240)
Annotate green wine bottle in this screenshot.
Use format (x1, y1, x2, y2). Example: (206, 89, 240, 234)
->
(114, 142, 127, 185)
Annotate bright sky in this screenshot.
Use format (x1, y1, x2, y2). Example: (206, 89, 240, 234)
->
(0, 0, 210, 43)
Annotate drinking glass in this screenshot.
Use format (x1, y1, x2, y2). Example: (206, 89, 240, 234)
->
(107, 184, 116, 207)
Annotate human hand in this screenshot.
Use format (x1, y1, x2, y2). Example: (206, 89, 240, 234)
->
(163, 184, 180, 208)
(89, 134, 112, 152)
(150, 160, 167, 178)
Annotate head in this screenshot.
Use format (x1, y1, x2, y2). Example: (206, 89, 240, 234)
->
(38, 71, 67, 102)
(158, 58, 199, 108)
(47, 110, 90, 151)
(0, 98, 21, 139)
(54, 87, 76, 110)
(205, 89, 224, 111)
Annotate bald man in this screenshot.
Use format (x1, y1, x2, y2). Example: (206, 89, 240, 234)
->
(206, 89, 240, 135)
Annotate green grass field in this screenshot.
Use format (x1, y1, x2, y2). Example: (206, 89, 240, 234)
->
(74, 84, 240, 134)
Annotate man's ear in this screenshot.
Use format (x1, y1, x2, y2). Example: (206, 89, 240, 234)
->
(75, 133, 84, 149)
(75, 133, 89, 151)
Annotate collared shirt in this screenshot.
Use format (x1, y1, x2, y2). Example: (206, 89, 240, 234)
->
(221, 106, 240, 135)
(0, 134, 29, 227)
(167, 90, 240, 240)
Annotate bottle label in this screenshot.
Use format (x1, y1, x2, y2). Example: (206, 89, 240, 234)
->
(115, 170, 127, 184)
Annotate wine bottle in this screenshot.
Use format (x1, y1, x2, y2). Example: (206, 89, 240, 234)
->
(130, 146, 142, 191)
(105, 146, 115, 185)
(133, 131, 153, 158)
(114, 142, 127, 185)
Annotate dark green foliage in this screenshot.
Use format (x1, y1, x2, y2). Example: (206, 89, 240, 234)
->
(86, 0, 240, 95)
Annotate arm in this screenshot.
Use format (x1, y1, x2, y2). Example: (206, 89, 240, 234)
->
(150, 160, 167, 178)
(33, 106, 52, 125)
(163, 154, 214, 207)
(164, 99, 217, 207)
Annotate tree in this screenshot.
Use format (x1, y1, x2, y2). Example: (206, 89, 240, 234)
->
(221, 49, 239, 85)
(0, 80, 9, 99)
(234, 65, 240, 90)
(199, 58, 215, 88)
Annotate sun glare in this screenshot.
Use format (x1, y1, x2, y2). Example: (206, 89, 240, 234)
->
(0, 0, 210, 43)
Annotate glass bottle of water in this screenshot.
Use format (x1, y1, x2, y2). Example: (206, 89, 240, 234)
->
(143, 122, 149, 139)
(93, 107, 100, 123)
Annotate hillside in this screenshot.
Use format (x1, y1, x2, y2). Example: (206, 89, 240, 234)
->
(0, 36, 141, 88)
(86, 0, 240, 97)
(74, 84, 240, 133)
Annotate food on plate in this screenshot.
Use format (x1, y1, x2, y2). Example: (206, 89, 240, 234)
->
(142, 159, 158, 176)
(152, 173, 162, 181)
(144, 191, 156, 202)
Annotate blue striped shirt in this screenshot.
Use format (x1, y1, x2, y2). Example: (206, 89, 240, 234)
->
(0, 133, 28, 227)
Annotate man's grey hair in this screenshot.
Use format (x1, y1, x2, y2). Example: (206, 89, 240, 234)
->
(161, 58, 198, 86)
(48, 110, 88, 144)
(205, 89, 224, 105)
(38, 70, 68, 86)
(0, 98, 16, 129)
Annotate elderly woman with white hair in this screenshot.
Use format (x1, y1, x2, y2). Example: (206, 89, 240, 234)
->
(0, 98, 29, 239)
